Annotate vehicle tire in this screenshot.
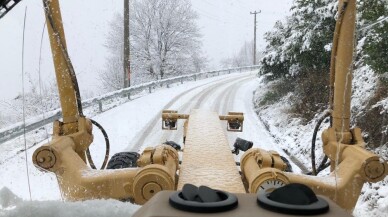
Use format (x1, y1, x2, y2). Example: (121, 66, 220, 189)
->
(280, 156, 293, 172)
(106, 152, 140, 169)
(163, 141, 181, 151)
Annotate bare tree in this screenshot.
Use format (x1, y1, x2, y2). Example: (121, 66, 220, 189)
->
(99, 0, 206, 91)
(131, 0, 205, 79)
(98, 54, 124, 91)
(0, 75, 59, 128)
(98, 14, 125, 92)
(221, 40, 261, 68)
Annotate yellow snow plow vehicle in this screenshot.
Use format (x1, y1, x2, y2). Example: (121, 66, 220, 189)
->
(1, 0, 387, 216)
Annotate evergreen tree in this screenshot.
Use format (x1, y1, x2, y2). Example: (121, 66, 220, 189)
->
(259, 0, 337, 79)
(358, 0, 388, 76)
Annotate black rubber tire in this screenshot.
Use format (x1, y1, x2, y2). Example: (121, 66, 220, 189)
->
(163, 141, 181, 151)
(280, 156, 293, 172)
(106, 152, 140, 169)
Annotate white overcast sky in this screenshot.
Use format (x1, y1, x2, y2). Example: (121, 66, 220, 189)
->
(0, 0, 292, 101)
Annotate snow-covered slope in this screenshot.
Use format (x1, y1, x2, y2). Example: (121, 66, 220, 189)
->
(2, 69, 385, 216)
(1, 71, 297, 216)
(253, 72, 388, 216)
(0, 187, 140, 217)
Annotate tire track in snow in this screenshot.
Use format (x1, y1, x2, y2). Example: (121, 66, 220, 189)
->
(126, 74, 250, 151)
(164, 77, 241, 143)
(167, 76, 254, 143)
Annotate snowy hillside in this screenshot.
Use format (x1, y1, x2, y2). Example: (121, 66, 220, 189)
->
(253, 1, 388, 215)
(0, 70, 386, 216)
(0, 0, 387, 215)
(253, 73, 388, 217)
(1, 71, 301, 216)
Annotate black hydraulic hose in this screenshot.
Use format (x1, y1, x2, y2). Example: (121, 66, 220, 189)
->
(311, 110, 331, 176)
(86, 119, 110, 170)
(316, 156, 330, 174)
(42, 0, 84, 117)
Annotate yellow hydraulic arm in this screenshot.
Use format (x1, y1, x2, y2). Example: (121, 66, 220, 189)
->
(30, 0, 387, 214)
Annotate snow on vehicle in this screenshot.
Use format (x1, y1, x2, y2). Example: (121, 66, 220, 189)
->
(1, 0, 387, 216)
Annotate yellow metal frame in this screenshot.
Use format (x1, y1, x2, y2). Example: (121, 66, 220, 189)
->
(31, 0, 388, 212)
(44, 0, 79, 134)
(240, 0, 388, 212)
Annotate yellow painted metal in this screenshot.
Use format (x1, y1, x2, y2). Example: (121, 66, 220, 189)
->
(162, 110, 245, 132)
(33, 139, 179, 204)
(240, 149, 289, 193)
(241, 129, 388, 211)
(177, 110, 246, 193)
(239, 1, 388, 210)
(332, 0, 356, 136)
(44, 0, 79, 134)
(241, 149, 287, 172)
(31, 0, 386, 214)
(219, 114, 244, 122)
(162, 110, 190, 120)
(52, 117, 93, 162)
(162, 110, 189, 130)
(219, 112, 244, 132)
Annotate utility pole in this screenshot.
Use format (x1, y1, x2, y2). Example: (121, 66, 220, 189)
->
(250, 10, 260, 65)
(124, 0, 131, 87)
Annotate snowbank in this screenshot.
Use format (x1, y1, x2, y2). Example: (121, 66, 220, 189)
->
(253, 73, 388, 217)
(0, 187, 140, 217)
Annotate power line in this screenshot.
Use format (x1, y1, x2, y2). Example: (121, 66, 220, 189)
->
(358, 16, 388, 32)
(194, 1, 251, 24)
(21, 6, 32, 201)
(192, 5, 250, 28)
(233, 0, 252, 12)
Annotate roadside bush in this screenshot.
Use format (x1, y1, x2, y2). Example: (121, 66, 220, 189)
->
(259, 78, 295, 107)
(355, 79, 388, 149)
(289, 70, 330, 123)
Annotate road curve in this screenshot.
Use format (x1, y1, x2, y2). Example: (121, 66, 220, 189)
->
(0, 71, 300, 201)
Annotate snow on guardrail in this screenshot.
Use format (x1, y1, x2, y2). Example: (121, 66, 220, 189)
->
(0, 65, 259, 144)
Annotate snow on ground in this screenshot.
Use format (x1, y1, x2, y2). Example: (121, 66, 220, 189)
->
(253, 73, 388, 216)
(253, 82, 318, 173)
(4, 68, 384, 216)
(1, 70, 298, 216)
(0, 72, 246, 201)
(0, 187, 140, 217)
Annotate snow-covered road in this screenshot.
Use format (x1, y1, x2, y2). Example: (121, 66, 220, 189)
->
(0, 71, 299, 204)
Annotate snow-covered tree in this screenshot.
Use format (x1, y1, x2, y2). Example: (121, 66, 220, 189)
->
(358, 0, 388, 76)
(99, 0, 206, 91)
(221, 40, 261, 68)
(257, 0, 387, 145)
(132, 0, 204, 78)
(353, 0, 388, 150)
(0, 76, 59, 128)
(259, 0, 337, 79)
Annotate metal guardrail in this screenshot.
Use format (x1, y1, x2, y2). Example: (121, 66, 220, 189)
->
(0, 65, 259, 144)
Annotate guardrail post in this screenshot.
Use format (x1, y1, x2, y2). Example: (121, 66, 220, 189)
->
(98, 100, 103, 113)
(181, 78, 183, 84)
(0, 66, 264, 144)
